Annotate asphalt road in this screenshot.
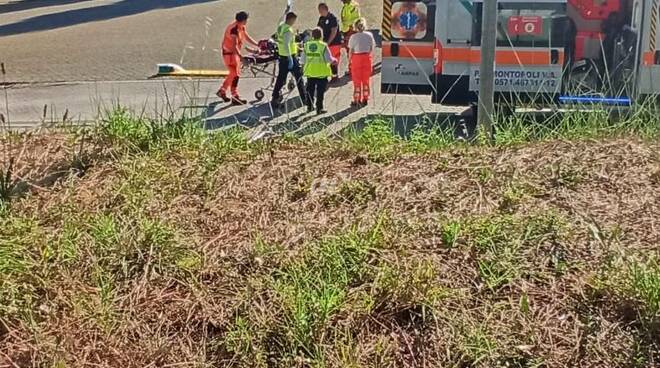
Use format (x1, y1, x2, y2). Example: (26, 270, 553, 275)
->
(0, 0, 461, 134)
(0, 0, 384, 83)
(5, 74, 466, 139)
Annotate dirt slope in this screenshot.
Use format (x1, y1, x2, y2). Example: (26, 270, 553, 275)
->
(1, 132, 659, 367)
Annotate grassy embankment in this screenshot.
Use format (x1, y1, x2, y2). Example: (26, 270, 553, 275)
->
(1, 109, 659, 367)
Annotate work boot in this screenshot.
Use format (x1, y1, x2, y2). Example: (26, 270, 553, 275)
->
(231, 96, 248, 105)
(216, 90, 230, 103)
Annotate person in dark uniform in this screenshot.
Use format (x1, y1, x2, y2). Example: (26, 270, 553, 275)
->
(317, 3, 343, 82)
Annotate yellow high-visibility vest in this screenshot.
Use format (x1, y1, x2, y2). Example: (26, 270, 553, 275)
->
(303, 40, 332, 78)
(276, 22, 298, 57)
(340, 1, 360, 33)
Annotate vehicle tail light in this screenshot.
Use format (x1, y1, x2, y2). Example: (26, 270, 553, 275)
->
(433, 39, 442, 74)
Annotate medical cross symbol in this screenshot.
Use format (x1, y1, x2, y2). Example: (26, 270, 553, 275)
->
(399, 11, 418, 31)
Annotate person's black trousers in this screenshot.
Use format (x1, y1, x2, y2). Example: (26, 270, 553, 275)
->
(306, 77, 328, 112)
(272, 56, 306, 105)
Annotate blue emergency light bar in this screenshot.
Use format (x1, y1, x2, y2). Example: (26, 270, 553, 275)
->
(559, 95, 632, 106)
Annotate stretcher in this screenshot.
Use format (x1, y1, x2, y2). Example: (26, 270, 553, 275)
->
(242, 39, 295, 100)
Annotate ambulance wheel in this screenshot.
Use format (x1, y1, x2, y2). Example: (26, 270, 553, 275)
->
(287, 79, 295, 92)
(254, 89, 265, 101)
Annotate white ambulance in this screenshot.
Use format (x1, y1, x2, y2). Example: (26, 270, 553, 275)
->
(381, 0, 660, 105)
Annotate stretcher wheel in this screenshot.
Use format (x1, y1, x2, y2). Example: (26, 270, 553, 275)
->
(255, 89, 265, 101)
(287, 79, 295, 92)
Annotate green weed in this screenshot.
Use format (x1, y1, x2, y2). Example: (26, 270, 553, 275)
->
(55, 221, 82, 264)
(457, 213, 566, 290)
(0, 215, 42, 320)
(324, 179, 377, 207)
(113, 154, 180, 208)
(0, 200, 9, 218)
(553, 110, 612, 140)
(98, 106, 659, 165)
(440, 220, 462, 248)
(603, 258, 660, 319)
(408, 124, 455, 153)
(82, 213, 200, 281)
(624, 110, 660, 139)
(476, 167, 494, 184)
(344, 119, 401, 162)
(199, 127, 260, 172)
(0, 156, 15, 204)
(88, 213, 120, 250)
(91, 265, 118, 333)
(489, 106, 660, 146)
(100, 109, 153, 151)
(224, 220, 386, 363)
(224, 316, 262, 361)
(498, 181, 532, 213)
(494, 117, 536, 146)
(373, 259, 449, 310)
(99, 108, 207, 153)
(460, 325, 498, 365)
(519, 292, 530, 315)
(274, 228, 377, 355)
(628, 260, 660, 317)
(116, 108, 202, 147)
(253, 235, 286, 264)
(2, 106, 658, 366)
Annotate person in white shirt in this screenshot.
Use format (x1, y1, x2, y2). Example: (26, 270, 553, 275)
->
(348, 18, 375, 106)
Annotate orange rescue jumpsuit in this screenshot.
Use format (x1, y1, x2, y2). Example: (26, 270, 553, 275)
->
(350, 52, 372, 103)
(349, 32, 372, 104)
(220, 21, 246, 97)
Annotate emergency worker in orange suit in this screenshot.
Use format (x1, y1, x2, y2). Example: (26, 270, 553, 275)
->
(218, 11, 259, 105)
(348, 18, 375, 106)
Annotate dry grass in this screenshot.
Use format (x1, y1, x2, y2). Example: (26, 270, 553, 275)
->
(0, 116, 659, 367)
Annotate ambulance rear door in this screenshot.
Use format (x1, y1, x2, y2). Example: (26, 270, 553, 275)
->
(432, 0, 476, 105)
(470, 0, 568, 103)
(381, 0, 437, 94)
(637, 0, 660, 96)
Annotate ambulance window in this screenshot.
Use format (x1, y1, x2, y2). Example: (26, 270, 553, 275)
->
(473, 2, 567, 48)
(390, 2, 431, 40)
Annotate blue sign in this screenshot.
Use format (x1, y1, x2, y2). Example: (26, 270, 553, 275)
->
(399, 11, 418, 31)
